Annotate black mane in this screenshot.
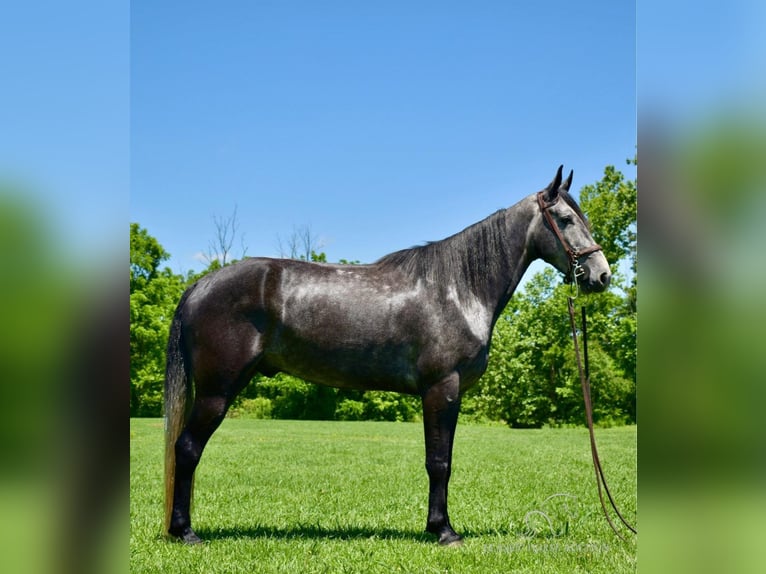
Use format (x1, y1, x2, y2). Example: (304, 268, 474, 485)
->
(375, 208, 516, 302)
(375, 190, 589, 299)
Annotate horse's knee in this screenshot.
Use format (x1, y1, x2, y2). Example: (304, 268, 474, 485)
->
(425, 459, 450, 479)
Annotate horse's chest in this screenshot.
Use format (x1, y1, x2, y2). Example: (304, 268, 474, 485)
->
(445, 289, 493, 343)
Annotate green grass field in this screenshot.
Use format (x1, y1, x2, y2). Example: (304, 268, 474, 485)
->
(130, 419, 636, 573)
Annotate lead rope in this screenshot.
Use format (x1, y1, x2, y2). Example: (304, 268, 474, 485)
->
(567, 297, 637, 541)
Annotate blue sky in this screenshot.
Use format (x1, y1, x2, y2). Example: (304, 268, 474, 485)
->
(638, 0, 766, 127)
(0, 1, 636, 277)
(130, 0, 636, 274)
(0, 1, 129, 261)
(5, 2, 765, 279)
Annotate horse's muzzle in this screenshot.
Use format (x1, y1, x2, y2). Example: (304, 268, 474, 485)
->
(580, 268, 611, 293)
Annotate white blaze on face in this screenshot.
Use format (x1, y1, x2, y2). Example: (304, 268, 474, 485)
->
(447, 285, 492, 342)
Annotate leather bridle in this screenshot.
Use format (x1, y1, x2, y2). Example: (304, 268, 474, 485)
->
(537, 188, 637, 539)
(537, 191, 603, 285)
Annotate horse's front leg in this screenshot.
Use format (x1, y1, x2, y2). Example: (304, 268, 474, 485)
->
(421, 372, 463, 546)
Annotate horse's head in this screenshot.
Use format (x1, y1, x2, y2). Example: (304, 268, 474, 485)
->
(532, 166, 611, 293)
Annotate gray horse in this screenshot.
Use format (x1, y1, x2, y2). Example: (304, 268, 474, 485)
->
(164, 165, 610, 545)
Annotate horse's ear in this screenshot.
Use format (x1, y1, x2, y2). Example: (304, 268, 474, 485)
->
(544, 165, 564, 201)
(560, 170, 573, 193)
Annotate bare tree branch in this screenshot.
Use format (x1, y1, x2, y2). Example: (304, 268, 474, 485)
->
(203, 205, 246, 267)
(277, 224, 325, 261)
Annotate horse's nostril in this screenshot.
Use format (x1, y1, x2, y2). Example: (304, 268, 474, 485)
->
(600, 272, 610, 286)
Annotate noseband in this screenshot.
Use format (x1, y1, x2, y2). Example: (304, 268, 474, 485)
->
(537, 191, 602, 284)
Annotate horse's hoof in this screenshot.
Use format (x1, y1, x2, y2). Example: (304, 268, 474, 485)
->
(437, 531, 464, 547)
(169, 527, 204, 545)
(442, 536, 464, 548)
(182, 531, 204, 545)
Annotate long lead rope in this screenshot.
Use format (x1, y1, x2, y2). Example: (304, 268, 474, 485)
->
(567, 297, 637, 540)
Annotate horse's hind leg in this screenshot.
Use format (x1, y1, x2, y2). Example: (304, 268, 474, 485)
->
(168, 391, 229, 543)
(168, 396, 229, 543)
(169, 331, 261, 543)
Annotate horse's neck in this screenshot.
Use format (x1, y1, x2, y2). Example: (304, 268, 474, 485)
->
(490, 198, 536, 315)
(453, 197, 536, 318)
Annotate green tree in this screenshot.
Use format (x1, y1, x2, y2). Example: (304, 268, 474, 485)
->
(130, 223, 185, 416)
(464, 271, 635, 428)
(579, 158, 637, 275)
(464, 160, 637, 427)
(578, 158, 637, 383)
(130, 223, 169, 292)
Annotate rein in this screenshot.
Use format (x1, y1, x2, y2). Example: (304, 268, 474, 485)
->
(567, 298, 637, 540)
(536, 190, 636, 539)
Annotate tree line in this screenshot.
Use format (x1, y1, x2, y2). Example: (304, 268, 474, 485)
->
(130, 161, 636, 427)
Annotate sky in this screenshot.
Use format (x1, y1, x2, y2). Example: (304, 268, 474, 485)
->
(638, 0, 766, 126)
(5, 2, 766, 279)
(0, 1, 643, 279)
(0, 1, 129, 264)
(129, 0, 636, 275)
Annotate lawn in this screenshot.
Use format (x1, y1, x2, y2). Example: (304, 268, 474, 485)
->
(130, 419, 636, 573)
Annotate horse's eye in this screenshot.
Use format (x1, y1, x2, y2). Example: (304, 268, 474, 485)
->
(561, 215, 574, 226)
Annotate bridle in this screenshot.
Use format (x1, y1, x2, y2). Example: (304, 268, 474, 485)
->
(535, 190, 637, 540)
(536, 191, 602, 286)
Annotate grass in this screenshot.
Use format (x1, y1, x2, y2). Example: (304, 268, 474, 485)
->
(130, 419, 636, 573)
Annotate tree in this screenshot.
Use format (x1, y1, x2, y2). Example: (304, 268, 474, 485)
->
(201, 205, 248, 269)
(579, 157, 637, 304)
(277, 224, 326, 262)
(463, 272, 635, 428)
(130, 223, 169, 291)
(578, 158, 637, 381)
(463, 160, 637, 427)
(130, 224, 185, 416)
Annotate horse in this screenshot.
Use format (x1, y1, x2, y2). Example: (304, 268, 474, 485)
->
(164, 165, 611, 546)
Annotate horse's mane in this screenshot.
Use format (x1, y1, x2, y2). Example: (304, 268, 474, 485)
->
(375, 208, 514, 300)
(374, 190, 589, 299)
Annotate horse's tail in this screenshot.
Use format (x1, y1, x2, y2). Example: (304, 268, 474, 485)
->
(163, 284, 196, 534)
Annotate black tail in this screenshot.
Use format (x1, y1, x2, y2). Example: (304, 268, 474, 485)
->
(163, 286, 195, 533)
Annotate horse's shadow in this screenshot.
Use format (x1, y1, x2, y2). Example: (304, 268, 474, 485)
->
(193, 523, 516, 544)
(195, 523, 431, 543)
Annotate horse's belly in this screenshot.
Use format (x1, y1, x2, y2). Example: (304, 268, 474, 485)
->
(260, 301, 423, 393)
(264, 337, 421, 394)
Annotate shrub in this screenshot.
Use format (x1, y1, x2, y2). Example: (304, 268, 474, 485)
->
(363, 392, 420, 422)
(255, 374, 338, 420)
(334, 399, 365, 421)
(229, 397, 273, 419)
